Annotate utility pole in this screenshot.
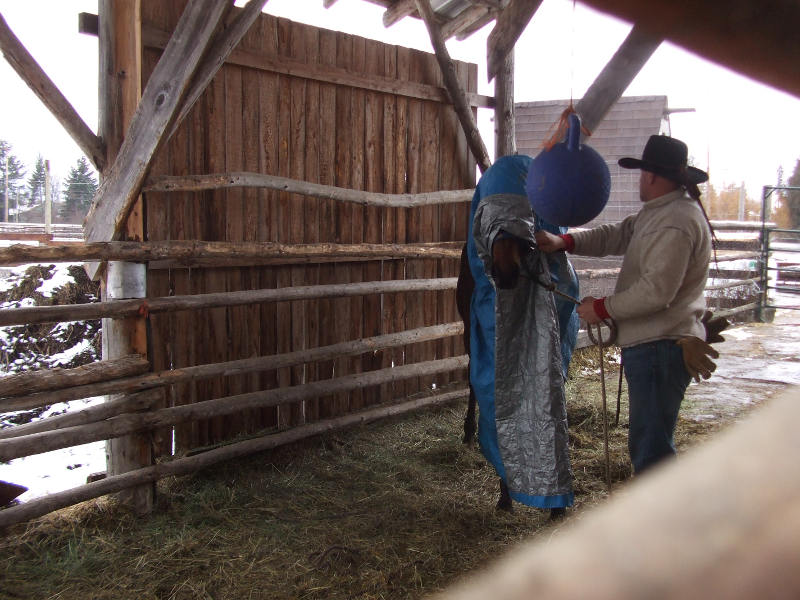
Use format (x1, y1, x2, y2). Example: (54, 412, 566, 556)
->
(738, 181, 746, 221)
(4, 155, 8, 222)
(44, 159, 52, 234)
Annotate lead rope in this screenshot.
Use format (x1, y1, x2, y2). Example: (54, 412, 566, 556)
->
(534, 275, 615, 493)
(596, 324, 612, 495)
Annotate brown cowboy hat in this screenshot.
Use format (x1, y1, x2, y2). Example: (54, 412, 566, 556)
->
(618, 134, 708, 185)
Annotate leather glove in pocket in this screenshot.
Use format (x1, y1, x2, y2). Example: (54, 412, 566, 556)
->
(702, 310, 730, 343)
(676, 336, 720, 383)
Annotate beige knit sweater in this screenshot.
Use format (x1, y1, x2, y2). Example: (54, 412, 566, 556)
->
(571, 189, 711, 348)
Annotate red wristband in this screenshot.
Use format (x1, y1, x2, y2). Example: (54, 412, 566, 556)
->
(559, 233, 575, 253)
(594, 297, 611, 320)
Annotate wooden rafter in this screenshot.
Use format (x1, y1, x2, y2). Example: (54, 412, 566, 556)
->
(0, 13, 106, 171)
(456, 9, 498, 40)
(576, 24, 662, 135)
(487, 0, 543, 81)
(84, 0, 230, 243)
(440, 5, 490, 40)
(415, 0, 492, 173)
(383, 0, 417, 27)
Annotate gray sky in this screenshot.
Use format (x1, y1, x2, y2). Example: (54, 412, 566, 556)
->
(1, 0, 799, 201)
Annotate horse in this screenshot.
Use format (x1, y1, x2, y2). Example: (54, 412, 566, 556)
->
(456, 235, 540, 512)
(457, 229, 578, 515)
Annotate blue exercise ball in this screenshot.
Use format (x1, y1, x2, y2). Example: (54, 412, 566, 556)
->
(526, 113, 610, 227)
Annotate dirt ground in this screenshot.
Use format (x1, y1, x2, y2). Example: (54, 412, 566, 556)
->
(0, 310, 798, 599)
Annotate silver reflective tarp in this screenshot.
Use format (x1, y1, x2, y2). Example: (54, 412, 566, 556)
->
(472, 193, 573, 500)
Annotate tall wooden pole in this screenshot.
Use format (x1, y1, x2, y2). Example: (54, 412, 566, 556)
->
(4, 155, 8, 222)
(44, 159, 51, 234)
(494, 47, 515, 158)
(97, 0, 153, 514)
(415, 0, 492, 173)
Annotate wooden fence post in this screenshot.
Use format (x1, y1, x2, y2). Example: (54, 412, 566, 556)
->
(103, 261, 153, 513)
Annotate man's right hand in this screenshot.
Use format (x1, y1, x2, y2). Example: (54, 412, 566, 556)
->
(534, 230, 566, 253)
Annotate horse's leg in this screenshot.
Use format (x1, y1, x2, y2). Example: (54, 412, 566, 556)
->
(456, 244, 477, 444)
(497, 479, 513, 512)
(463, 385, 476, 444)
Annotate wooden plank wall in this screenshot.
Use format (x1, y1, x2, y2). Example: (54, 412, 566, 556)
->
(142, 1, 476, 455)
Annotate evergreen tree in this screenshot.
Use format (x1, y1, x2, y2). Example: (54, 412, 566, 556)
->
(26, 155, 46, 209)
(0, 140, 27, 221)
(60, 156, 98, 221)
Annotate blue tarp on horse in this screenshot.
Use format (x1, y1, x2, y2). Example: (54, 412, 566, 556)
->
(467, 154, 576, 508)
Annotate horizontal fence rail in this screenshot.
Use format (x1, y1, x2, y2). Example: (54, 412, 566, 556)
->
(0, 356, 469, 462)
(0, 240, 462, 267)
(0, 385, 470, 530)
(144, 172, 473, 207)
(0, 322, 464, 413)
(0, 278, 459, 326)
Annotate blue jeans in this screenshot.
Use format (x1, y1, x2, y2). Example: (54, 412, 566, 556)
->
(622, 339, 691, 474)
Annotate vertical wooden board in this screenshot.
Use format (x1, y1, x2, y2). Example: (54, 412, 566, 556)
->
(241, 44, 262, 433)
(434, 65, 462, 384)
(456, 61, 476, 387)
(390, 45, 411, 400)
(347, 34, 366, 413)
(204, 68, 230, 444)
(162, 44, 193, 455)
(379, 42, 397, 403)
(224, 63, 246, 438)
(361, 38, 384, 407)
(316, 27, 338, 419)
(403, 50, 424, 398)
(140, 41, 172, 458)
(302, 23, 321, 422)
(275, 17, 294, 428)
(287, 20, 308, 427)
(171, 107, 199, 452)
(332, 30, 353, 416)
(256, 13, 279, 431)
(420, 96, 441, 391)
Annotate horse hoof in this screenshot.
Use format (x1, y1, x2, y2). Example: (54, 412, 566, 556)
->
(548, 507, 567, 521)
(496, 498, 514, 513)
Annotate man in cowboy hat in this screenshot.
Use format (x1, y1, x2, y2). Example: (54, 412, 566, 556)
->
(535, 134, 722, 474)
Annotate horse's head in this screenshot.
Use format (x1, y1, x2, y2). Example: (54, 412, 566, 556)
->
(491, 235, 529, 289)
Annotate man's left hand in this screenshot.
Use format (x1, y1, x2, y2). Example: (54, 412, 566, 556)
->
(577, 296, 602, 324)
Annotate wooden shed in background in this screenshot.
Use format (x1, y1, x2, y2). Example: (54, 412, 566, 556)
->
(516, 95, 669, 227)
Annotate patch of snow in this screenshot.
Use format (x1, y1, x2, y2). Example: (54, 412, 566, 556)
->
(36, 264, 76, 297)
(48, 338, 92, 367)
(0, 441, 107, 502)
(0, 396, 107, 501)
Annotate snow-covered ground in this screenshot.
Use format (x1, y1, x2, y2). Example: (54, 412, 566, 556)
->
(1, 397, 106, 502)
(0, 260, 104, 502)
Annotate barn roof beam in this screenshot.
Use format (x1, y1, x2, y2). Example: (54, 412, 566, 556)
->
(0, 13, 106, 172)
(84, 0, 230, 243)
(383, 0, 418, 27)
(440, 4, 491, 40)
(580, 0, 800, 99)
(486, 0, 543, 81)
(576, 24, 663, 135)
(455, 8, 499, 40)
(415, 0, 492, 173)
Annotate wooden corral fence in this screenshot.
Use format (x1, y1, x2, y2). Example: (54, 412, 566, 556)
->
(0, 3, 483, 527)
(0, 222, 83, 244)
